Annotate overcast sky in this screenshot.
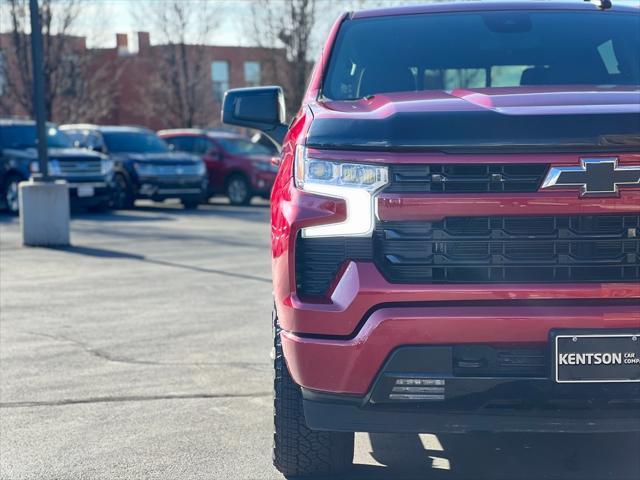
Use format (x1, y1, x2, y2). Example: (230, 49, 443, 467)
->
(70, 0, 258, 48)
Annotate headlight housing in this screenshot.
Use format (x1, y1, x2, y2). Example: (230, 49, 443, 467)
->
(101, 159, 114, 175)
(294, 146, 388, 238)
(195, 160, 206, 176)
(133, 162, 156, 176)
(30, 160, 61, 176)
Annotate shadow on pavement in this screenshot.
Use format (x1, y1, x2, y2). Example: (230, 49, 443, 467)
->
(316, 432, 640, 480)
(47, 245, 271, 283)
(73, 211, 175, 222)
(48, 245, 145, 260)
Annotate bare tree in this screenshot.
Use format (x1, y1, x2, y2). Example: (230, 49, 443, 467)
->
(249, 0, 317, 117)
(0, 0, 117, 122)
(135, 1, 220, 128)
(54, 51, 121, 123)
(1, 0, 80, 119)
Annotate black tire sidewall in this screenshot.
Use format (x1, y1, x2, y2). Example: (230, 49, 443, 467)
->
(112, 173, 133, 209)
(3, 174, 24, 215)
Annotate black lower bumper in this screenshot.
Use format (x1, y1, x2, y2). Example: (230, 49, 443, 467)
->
(136, 177, 206, 202)
(303, 395, 640, 433)
(302, 345, 640, 434)
(69, 185, 112, 207)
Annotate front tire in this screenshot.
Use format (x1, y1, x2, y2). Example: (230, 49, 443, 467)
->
(111, 173, 134, 210)
(273, 310, 354, 477)
(3, 174, 23, 215)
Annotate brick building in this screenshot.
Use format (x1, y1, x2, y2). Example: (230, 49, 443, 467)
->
(0, 31, 288, 130)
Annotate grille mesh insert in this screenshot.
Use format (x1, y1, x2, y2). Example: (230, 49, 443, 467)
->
(376, 215, 640, 284)
(295, 215, 640, 296)
(386, 163, 549, 193)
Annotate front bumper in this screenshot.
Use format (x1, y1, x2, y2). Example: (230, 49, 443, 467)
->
(281, 299, 640, 395)
(136, 177, 206, 201)
(67, 182, 112, 207)
(298, 343, 640, 434)
(302, 389, 640, 433)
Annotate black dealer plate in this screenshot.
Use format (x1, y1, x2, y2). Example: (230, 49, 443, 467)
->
(552, 331, 640, 383)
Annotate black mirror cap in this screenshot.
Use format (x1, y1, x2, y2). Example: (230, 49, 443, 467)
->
(221, 86, 288, 146)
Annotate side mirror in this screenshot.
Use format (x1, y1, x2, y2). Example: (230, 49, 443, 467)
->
(222, 86, 288, 146)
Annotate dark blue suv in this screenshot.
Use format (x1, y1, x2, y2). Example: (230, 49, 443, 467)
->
(61, 125, 208, 209)
(0, 119, 113, 214)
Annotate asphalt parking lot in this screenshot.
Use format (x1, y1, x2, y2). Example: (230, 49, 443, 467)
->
(1, 200, 639, 480)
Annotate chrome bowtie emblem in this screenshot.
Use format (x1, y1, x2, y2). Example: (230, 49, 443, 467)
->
(541, 158, 640, 197)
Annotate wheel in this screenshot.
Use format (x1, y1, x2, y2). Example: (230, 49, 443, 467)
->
(226, 175, 251, 206)
(273, 309, 354, 477)
(181, 199, 199, 210)
(111, 173, 134, 209)
(3, 174, 23, 215)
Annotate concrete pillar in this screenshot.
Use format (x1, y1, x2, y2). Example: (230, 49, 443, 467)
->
(19, 179, 70, 247)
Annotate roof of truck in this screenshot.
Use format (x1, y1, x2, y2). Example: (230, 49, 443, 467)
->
(0, 118, 35, 126)
(61, 124, 152, 133)
(352, 1, 638, 19)
(158, 128, 245, 139)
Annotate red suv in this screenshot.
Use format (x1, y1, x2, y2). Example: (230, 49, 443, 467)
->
(159, 129, 279, 205)
(223, 2, 640, 477)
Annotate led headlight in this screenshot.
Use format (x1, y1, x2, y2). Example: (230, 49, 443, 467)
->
(195, 160, 206, 176)
(133, 162, 156, 176)
(294, 146, 388, 238)
(30, 160, 61, 175)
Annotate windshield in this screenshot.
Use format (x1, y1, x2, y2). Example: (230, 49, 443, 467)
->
(217, 138, 272, 156)
(102, 131, 169, 153)
(323, 10, 640, 100)
(0, 124, 73, 149)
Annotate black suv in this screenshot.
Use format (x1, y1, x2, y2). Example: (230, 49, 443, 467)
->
(61, 125, 208, 209)
(0, 119, 113, 214)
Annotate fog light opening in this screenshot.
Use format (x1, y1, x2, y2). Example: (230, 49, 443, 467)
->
(389, 378, 446, 401)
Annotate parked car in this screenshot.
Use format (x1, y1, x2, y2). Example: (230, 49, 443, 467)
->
(222, 1, 640, 477)
(158, 129, 279, 205)
(0, 119, 113, 214)
(61, 125, 207, 209)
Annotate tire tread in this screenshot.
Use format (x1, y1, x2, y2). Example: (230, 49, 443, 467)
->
(272, 309, 353, 477)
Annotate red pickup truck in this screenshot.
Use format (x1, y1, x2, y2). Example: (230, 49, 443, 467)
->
(223, 2, 640, 477)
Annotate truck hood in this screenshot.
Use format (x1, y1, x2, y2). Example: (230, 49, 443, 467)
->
(307, 86, 640, 153)
(113, 152, 201, 165)
(2, 147, 105, 161)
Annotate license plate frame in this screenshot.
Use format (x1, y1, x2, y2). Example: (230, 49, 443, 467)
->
(76, 185, 95, 198)
(551, 330, 640, 384)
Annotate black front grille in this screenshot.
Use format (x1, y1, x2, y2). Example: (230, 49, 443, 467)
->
(295, 215, 640, 296)
(56, 158, 102, 176)
(386, 163, 549, 193)
(376, 215, 640, 284)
